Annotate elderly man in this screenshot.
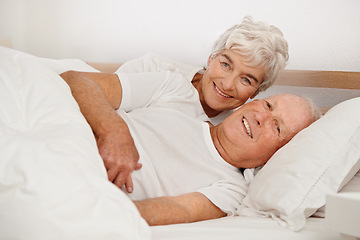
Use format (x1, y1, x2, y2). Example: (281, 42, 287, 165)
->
(60, 70, 320, 226)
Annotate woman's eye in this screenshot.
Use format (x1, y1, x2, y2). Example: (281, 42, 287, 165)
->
(242, 77, 251, 86)
(221, 62, 230, 68)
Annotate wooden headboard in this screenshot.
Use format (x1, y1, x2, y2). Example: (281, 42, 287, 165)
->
(88, 62, 360, 113)
(88, 62, 121, 74)
(88, 62, 360, 89)
(275, 70, 360, 114)
(277, 70, 360, 90)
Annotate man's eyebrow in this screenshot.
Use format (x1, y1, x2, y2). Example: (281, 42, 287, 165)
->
(268, 99, 286, 135)
(222, 53, 259, 83)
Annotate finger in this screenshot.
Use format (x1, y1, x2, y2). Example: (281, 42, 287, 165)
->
(113, 172, 127, 189)
(135, 163, 142, 170)
(125, 175, 134, 193)
(107, 168, 117, 182)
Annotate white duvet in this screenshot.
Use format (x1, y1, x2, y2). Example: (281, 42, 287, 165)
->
(0, 47, 150, 240)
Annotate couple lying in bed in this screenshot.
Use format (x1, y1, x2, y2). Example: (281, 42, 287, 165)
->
(60, 17, 321, 226)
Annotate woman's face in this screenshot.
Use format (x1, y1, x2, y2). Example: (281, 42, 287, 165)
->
(198, 49, 265, 117)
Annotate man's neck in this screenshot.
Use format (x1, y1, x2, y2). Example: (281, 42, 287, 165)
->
(209, 124, 230, 163)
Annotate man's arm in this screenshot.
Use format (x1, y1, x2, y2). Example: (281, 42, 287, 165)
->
(60, 71, 141, 193)
(134, 192, 227, 226)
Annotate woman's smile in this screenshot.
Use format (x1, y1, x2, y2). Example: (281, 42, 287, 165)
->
(213, 82, 232, 98)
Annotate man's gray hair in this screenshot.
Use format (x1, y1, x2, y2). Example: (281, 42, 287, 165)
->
(302, 96, 323, 121)
(210, 16, 289, 94)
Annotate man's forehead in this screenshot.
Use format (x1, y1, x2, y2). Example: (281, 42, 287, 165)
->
(266, 94, 301, 105)
(266, 94, 306, 137)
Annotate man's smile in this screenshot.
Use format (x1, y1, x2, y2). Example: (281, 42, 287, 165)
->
(242, 117, 253, 138)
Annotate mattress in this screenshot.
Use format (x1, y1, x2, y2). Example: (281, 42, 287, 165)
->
(152, 216, 341, 240)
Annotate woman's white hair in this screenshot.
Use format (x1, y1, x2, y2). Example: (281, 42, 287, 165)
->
(210, 16, 289, 94)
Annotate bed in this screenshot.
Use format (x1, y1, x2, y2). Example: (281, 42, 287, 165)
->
(1, 46, 359, 240)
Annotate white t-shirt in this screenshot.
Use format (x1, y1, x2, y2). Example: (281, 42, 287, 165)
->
(115, 70, 253, 215)
(116, 53, 233, 125)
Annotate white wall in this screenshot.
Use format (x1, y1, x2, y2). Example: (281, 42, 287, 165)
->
(1, 0, 359, 71)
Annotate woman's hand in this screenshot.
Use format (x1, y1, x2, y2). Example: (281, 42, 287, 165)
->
(60, 71, 142, 193)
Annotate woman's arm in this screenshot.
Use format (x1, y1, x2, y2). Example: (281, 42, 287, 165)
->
(60, 71, 141, 193)
(134, 192, 226, 226)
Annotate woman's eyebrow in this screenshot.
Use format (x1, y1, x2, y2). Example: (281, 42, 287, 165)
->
(222, 53, 259, 83)
(245, 73, 259, 83)
(221, 53, 234, 64)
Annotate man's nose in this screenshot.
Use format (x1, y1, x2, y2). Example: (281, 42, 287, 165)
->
(255, 111, 272, 126)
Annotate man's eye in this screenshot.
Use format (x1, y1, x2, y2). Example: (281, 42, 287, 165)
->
(276, 125, 281, 134)
(265, 101, 271, 109)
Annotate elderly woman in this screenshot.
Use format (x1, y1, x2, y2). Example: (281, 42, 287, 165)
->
(117, 16, 289, 124)
(60, 16, 289, 193)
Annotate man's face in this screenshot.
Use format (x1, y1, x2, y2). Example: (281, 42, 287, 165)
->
(212, 94, 314, 168)
(199, 49, 265, 116)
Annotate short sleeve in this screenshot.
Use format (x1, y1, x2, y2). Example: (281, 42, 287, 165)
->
(116, 53, 159, 73)
(196, 169, 253, 216)
(116, 71, 192, 112)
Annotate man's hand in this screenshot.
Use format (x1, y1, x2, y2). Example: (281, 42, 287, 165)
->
(96, 117, 142, 193)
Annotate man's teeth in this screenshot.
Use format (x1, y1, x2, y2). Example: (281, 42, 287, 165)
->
(214, 85, 232, 98)
(242, 117, 253, 138)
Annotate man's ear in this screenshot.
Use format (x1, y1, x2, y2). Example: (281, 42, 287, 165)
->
(250, 89, 260, 99)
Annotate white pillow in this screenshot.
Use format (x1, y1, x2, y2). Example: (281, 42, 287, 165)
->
(313, 169, 360, 217)
(0, 47, 150, 240)
(236, 97, 360, 231)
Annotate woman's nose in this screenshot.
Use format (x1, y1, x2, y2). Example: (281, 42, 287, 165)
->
(222, 75, 236, 91)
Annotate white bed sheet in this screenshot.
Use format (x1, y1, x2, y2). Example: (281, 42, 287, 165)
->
(0, 47, 150, 240)
(152, 216, 342, 240)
